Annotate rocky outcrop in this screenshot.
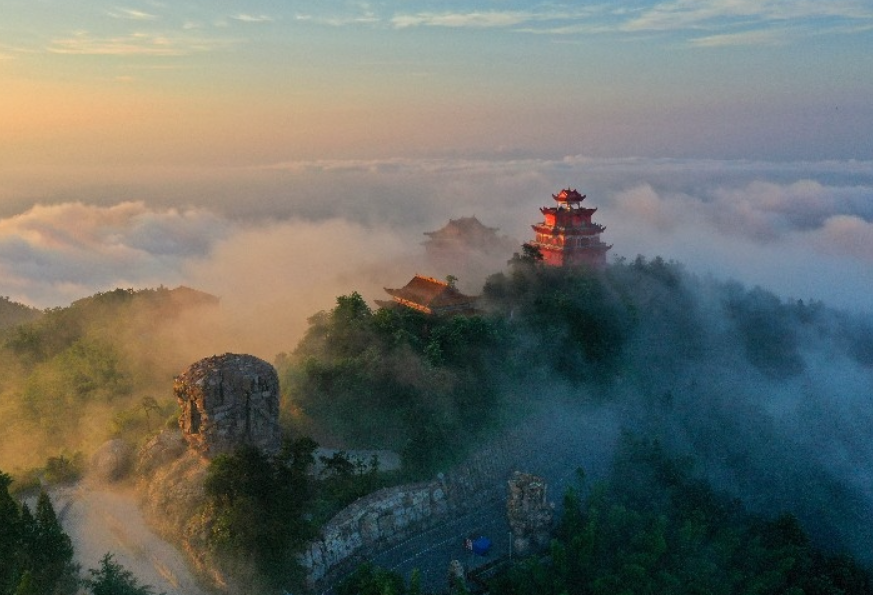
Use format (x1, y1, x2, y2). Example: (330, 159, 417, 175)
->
(136, 429, 187, 476)
(174, 353, 281, 458)
(136, 430, 234, 592)
(506, 472, 553, 556)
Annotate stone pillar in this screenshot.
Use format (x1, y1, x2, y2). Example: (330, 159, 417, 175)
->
(174, 353, 281, 457)
(506, 471, 553, 556)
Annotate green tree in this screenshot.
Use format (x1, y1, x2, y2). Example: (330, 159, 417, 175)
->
(204, 440, 315, 589)
(0, 475, 78, 595)
(337, 563, 407, 595)
(29, 491, 76, 594)
(84, 554, 159, 595)
(0, 472, 21, 594)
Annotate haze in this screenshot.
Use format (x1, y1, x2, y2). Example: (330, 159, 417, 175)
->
(2, 0, 873, 356)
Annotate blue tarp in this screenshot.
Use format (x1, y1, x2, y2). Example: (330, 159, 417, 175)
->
(471, 536, 492, 556)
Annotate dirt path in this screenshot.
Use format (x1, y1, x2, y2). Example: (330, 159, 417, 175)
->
(52, 482, 210, 595)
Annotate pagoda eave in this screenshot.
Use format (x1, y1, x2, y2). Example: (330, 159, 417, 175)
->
(532, 224, 603, 235)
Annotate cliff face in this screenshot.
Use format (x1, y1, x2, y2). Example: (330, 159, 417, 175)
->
(174, 353, 282, 458)
(137, 353, 284, 594)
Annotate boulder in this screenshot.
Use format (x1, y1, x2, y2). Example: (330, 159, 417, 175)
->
(174, 353, 281, 457)
(90, 439, 133, 482)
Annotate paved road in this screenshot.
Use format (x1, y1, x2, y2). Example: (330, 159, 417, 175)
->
(318, 405, 621, 594)
(321, 452, 604, 593)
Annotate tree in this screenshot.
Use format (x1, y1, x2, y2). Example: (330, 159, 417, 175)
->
(203, 441, 315, 589)
(0, 472, 21, 594)
(29, 491, 76, 594)
(140, 397, 161, 432)
(84, 554, 159, 595)
(0, 476, 78, 595)
(508, 243, 544, 266)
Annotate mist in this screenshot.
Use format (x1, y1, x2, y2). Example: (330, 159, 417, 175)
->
(481, 260, 873, 565)
(2, 155, 871, 335)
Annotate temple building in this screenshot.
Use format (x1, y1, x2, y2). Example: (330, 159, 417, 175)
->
(530, 188, 611, 268)
(377, 275, 479, 316)
(423, 216, 517, 262)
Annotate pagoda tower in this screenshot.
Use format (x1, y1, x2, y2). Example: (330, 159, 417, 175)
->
(530, 188, 611, 268)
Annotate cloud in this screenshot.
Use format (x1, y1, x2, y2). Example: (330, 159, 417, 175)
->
(0, 201, 422, 356)
(622, 0, 873, 32)
(392, 11, 537, 29)
(390, 8, 601, 31)
(706, 180, 873, 239)
(4, 155, 873, 318)
(816, 215, 873, 262)
(690, 28, 792, 47)
(231, 14, 274, 24)
(612, 184, 687, 233)
(0, 202, 227, 307)
(48, 31, 233, 56)
(108, 7, 158, 21)
(185, 218, 416, 357)
(382, 1, 873, 42)
(294, 12, 380, 27)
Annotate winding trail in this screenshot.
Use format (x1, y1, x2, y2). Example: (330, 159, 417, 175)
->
(52, 481, 209, 595)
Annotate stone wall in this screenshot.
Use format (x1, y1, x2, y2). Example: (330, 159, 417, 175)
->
(299, 480, 449, 585)
(297, 411, 580, 590)
(298, 439, 521, 588)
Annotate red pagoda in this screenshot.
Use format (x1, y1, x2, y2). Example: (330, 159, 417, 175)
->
(530, 188, 611, 268)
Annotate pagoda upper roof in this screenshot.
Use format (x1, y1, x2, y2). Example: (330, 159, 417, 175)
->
(383, 274, 478, 314)
(552, 188, 586, 203)
(423, 216, 498, 239)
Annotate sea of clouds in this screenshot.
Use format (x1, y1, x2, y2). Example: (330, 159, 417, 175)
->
(1, 155, 871, 355)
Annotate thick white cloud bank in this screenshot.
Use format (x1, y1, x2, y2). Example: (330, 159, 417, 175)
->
(1, 155, 871, 353)
(0, 202, 227, 306)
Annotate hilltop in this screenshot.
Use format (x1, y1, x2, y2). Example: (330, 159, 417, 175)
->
(0, 296, 41, 331)
(1, 259, 873, 593)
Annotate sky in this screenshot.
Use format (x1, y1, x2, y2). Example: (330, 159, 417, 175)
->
(1, 0, 873, 354)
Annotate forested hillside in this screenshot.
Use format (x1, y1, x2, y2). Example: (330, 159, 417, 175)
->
(0, 297, 40, 331)
(279, 254, 873, 571)
(0, 286, 218, 475)
(1, 255, 872, 593)
(340, 435, 873, 595)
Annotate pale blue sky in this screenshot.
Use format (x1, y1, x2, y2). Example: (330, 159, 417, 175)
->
(2, 0, 872, 166)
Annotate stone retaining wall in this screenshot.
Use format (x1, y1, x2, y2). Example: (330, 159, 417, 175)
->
(299, 480, 450, 585)
(299, 435, 524, 588)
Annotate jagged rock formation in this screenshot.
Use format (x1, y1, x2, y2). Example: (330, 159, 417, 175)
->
(133, 354, 283, 594)
(174, 353, 281, 458)
(506, 471, 553, 556)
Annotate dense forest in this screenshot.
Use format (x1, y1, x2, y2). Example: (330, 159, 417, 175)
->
(276, 252, 873, 591)
(1, 252, 873, 593)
